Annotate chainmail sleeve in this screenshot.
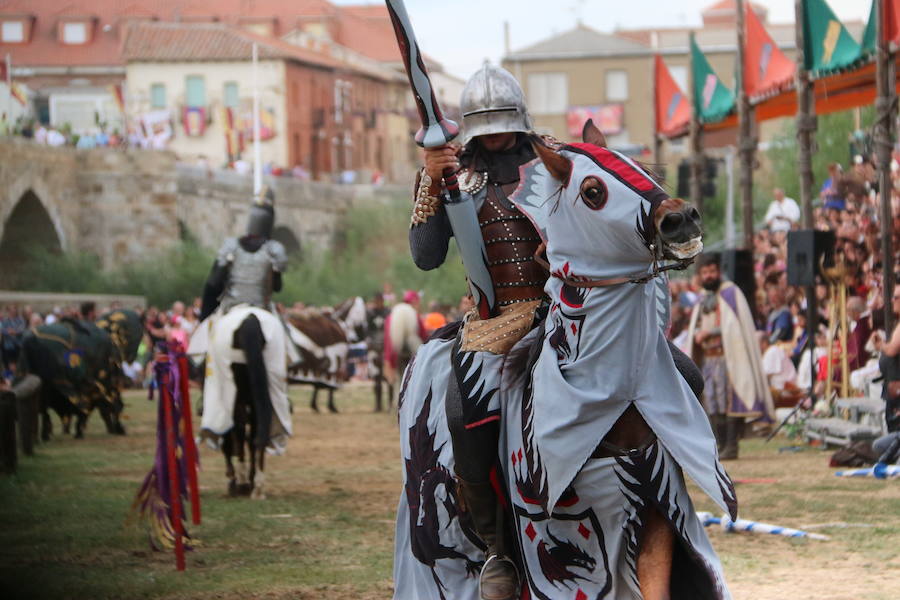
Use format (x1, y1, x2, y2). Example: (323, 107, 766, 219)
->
(409, 209, 452, 270)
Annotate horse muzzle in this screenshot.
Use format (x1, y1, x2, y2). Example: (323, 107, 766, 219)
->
(657, 205, 703, 260)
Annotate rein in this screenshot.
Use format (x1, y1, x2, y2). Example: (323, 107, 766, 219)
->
(537, 242, 695, 289)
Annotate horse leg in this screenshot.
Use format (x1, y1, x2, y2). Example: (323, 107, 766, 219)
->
(373, 371, 383, 413)
(233, 420, 251, 496)
(637, 508, 674, 600)
(39, 389, 53, 442)
(98, 401, 125, 436)
(223, 432, 238, 496)
(230, 367, 252, 496)
(600, 405, 674, 599)
(250, 446, 267, 500)
(310, 386, 319, 413)
(234, 315, 274, 498)
(74, 410, 88, 439)
(327, 388, 338, 413)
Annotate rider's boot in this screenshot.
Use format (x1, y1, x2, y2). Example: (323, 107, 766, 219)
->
(456, 477, 520, 600)
(720, 416, 743, 460)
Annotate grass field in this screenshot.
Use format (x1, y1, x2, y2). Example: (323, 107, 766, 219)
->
(2, 384, 900, 600)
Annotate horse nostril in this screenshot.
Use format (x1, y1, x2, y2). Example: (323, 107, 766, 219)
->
(689, 207, 701, 224)
(660, 212, 683, 237)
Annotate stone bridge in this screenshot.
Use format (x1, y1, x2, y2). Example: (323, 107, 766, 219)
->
(0, 139, 405, 286)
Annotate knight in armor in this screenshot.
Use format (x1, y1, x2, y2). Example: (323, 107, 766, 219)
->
(410, 64, 539, 600)
(201, 186, 288, 320)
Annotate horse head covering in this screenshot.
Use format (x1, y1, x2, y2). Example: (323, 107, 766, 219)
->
(506, 120, 734, 519)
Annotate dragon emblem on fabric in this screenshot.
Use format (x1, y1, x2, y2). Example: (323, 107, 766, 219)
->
(403, 388, 483, 597)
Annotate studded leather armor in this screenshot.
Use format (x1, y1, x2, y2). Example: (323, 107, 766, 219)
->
(479, 183, 546, 307)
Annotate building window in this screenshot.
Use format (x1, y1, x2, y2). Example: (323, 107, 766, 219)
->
(605, 70, 628, 102)
(62, 22, 88, 45)
(1, 21, 24, 43)
(150, 83, 166, 109)
(527, 73, 568, 115)
(243, 23, 273, 36)
(223, 82, 239, 108)
(185, 76, 205, 107)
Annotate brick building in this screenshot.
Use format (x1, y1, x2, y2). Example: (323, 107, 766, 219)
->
(0, 0, 463, 182)
(502, 0, 864, 155)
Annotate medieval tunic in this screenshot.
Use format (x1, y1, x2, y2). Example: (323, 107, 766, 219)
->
(686, 281, 774, 420)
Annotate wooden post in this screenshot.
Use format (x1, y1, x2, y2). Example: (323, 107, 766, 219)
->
(795, 0, 816, 229)
(737, 0, 756, 250)
(688, 33, 705, 216)
(877, 0, 897, 333)
(652, 55, 666, 182)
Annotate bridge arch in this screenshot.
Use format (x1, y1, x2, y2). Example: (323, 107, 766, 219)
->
(1, 173, 68, 253)
(0, 189, 65, 286)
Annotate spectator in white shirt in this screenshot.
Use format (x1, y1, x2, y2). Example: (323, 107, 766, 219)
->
(760, 332, 797, 391)
(764, 188, 801, 232)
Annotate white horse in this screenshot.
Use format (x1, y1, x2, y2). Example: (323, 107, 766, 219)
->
(189, 305, 293, 498)
(394, 122, 733, 599)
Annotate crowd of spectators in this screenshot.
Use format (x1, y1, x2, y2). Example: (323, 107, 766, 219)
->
(0, 286, 467, 390)
(667, 153, 900, 413)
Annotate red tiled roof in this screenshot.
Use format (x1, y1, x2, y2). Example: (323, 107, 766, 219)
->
(122, 21, 340, 69)
(333, 8, 400, 63)
(0, 0, 396, 68)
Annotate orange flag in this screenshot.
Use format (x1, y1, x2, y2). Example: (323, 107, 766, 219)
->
(888, 0, 900, 46)
(744, 1, 795, 99)
(10, 82, 26, 106)
(654, 55, 690, 138)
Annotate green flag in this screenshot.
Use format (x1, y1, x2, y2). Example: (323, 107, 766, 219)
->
(690, 35, 734, 124)
(803, 0, 863, 75)
(860, 0, 875, 57)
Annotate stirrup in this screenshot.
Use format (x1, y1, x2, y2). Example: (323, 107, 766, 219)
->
(479, 554, 520, 600)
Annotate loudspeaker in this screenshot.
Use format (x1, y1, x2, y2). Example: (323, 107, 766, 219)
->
(787, 230, 835, 287)
(720, 249, 756, 318)
(677, 160, 690, 198)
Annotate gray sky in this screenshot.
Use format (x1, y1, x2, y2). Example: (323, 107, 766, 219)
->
(335, 0, 873, 79)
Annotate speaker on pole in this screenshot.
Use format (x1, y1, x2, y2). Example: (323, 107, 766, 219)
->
(787, 230, 835, 287)
(720, 249, 756, 320)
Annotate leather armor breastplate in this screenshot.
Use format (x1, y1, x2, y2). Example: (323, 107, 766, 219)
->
(479, 183, 546, 307)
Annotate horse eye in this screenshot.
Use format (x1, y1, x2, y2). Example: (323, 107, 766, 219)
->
(579, 177, 607, 210)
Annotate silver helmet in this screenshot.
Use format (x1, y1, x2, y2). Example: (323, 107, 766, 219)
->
(460, 63, 532, 144)
(246, 185, 275, 239)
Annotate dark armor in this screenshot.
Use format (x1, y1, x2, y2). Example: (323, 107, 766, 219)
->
(479, 184, 545, 307)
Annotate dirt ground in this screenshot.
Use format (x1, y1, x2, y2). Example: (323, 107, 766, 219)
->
(250, 383, 900, 600)
(3, 382, 900, 599)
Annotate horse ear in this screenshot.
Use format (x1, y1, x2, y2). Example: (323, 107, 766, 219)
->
(582, 118, 606, 147)
(531, 138, 572, 185)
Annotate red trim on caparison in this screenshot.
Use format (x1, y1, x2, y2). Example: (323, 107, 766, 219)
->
(567, 143, 655, 192)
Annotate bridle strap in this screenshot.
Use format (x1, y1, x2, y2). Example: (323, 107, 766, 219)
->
(548, 242, 696, 289)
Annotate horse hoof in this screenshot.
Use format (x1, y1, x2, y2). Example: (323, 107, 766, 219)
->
(328, 404, 339, 414)
(235, 483, 253, 496)
(74, 431, 84, 440)
(114, 424, 127, 436)
(251, 488, 266, 500)
(310, 403, 320, 413)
